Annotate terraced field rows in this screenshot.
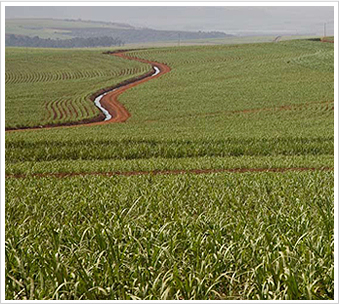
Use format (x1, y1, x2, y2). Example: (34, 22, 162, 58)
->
(5, 66, 150, 84)
(127, 43, 329, 68)
(5, 48, 150, 128)
(44, 95, 99, 122)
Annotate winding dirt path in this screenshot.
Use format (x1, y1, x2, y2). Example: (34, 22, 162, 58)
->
(6, 50, 171, 132)
(93, 51, 170, 124)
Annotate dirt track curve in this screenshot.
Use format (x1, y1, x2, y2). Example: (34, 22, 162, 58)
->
(6, 50, 171, 132)
(97, 51, 171, 124)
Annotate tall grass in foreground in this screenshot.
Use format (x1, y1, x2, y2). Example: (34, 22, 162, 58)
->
(6, 171, 333, 300)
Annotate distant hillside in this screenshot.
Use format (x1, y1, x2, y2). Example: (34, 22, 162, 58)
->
(5, 34, 124, 48)
(62, 27, 231, 43)
(5, 18, 232, 44)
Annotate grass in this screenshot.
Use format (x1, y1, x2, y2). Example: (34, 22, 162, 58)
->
(5, 171, 334, 300)
(5, 39, 334, 300)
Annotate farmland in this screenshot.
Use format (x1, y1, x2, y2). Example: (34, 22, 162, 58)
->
(5, 39, 334, 300)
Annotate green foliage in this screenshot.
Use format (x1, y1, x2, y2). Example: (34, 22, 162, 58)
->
(6, 35, 124, 48)
(5, 172, 334, 300)
(5, 18, 135, 39)
(5, 18, 228, 43)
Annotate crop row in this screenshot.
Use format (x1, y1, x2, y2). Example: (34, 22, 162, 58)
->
(5, 154, 334, 176)
(5, 66, 147, 85)
(44, 95, 98, 123)
(127, 40, 332, 70)
(5, 40, 334, 301)
(120, 40, 334, 125)
(5, 136, 333, 163)
(163, 100, 334, 122)
(5, 87, 334, 169)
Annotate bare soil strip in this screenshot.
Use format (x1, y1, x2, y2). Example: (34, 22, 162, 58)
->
(6, 167, 333, 179)
(89, 53, 170, 124)
(6, 51, 171, 132)
(143, 100, 333, 124)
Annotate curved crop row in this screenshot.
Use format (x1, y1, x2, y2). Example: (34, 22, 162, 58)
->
(128, 44, 316, 68)
(44, 94, 101, 124)
(5, 66, 150, 85)
(138, 40, 329, 61)
(5, 48, 151, 128)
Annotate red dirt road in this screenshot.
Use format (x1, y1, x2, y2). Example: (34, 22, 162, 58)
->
(6, 51, 171, 132)
(5, 167, 333, 179)
(97, 53, 171, 124)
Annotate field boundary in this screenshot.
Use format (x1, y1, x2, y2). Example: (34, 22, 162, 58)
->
(144, 100, 334, 123)
(5, 167, 333, 179)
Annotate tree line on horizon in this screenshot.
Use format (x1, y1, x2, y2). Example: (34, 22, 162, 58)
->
(5, 35, 124, 48)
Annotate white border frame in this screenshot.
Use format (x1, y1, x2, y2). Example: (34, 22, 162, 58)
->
(1, 2, 337, 303)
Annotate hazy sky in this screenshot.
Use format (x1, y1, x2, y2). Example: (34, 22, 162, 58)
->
(6, 6, 334, 35)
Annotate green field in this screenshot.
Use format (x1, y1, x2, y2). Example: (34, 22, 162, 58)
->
(5, 39, 334, 300)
